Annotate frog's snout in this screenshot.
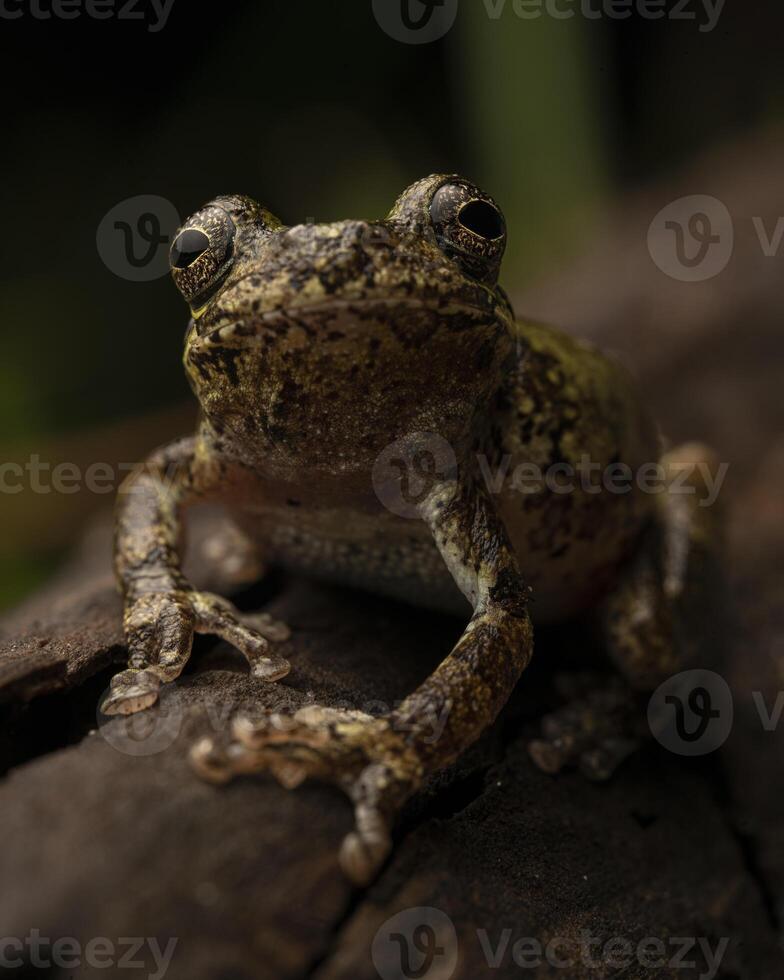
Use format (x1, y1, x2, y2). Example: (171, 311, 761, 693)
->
(276, 219, 396, 272)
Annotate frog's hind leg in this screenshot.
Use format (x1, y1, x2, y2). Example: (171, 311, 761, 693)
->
(604, 442, 723, 690)
(529, 442, 724, 780)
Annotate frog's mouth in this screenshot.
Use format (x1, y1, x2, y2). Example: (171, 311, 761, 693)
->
(193, 296, 511, 347)
(195, 295, 507, 348)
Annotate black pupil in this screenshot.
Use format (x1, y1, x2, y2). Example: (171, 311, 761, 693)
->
(458, 200, 504, 240)
(171, 229, 210, 269)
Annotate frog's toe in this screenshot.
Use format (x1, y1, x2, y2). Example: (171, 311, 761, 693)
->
(100, 668, 162, 716)
(528, 674, 642, 781)
(190, 706, 413, 884)
(339, 794, 393, 886)
(191, 592, 292, 683)
(190, 706, 376, 785)
(529, 730, 639, 781)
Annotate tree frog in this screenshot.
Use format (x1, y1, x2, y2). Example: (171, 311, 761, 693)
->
(101, 175, 719, 884)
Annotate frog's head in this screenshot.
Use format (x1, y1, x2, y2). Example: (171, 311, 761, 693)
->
(175, 175, 515, 479)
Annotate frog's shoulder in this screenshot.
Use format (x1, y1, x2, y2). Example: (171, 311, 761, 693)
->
(507, 317, 643, 407)
(497, 316, 660, 468)
(510, 317, 610, 373)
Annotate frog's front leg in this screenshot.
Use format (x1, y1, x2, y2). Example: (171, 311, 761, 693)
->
(101, 437, 291, 716)
(191, 478, 534, 885)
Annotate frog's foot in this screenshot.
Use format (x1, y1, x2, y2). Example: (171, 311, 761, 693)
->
(528, 674, 643, 781)
(190, 705, 418, 885)
(101, 590, 291, 717)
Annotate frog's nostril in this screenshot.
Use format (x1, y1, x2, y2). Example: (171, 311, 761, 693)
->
(340, 221, 390, 254)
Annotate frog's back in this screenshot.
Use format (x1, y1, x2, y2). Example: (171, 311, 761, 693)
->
(487, 319, 660, 620)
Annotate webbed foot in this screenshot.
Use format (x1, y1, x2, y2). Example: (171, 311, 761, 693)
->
(191, 705, 419, 885)
(101, 590, 291, 716)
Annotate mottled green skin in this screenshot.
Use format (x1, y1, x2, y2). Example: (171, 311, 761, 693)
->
(102, 175, 711, 885)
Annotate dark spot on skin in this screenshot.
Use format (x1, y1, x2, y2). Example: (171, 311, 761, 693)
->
(474, 338, 496, 373)
(489, 567, 532, 619)
(264, 423, 290, 446)
(272, 378, 303, 424)
(286, 498, 301, 507)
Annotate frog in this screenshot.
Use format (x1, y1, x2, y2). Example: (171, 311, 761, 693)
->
(101, 174, 720, 885)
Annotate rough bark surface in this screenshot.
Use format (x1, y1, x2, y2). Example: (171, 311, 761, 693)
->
(1, 130, 783, 978)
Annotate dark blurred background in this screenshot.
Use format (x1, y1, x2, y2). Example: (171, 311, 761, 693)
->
(2, 0, 783, 607)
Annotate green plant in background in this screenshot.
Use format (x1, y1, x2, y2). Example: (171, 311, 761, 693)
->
(457, 5, 606, 281)
(0, 555, 59, 612)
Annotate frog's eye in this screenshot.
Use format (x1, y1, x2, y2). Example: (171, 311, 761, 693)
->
(456, 199, 505, 240)
(170, 205, 236, 309)
(171, 229, 211, 269)
(429, 180, 506, 285)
